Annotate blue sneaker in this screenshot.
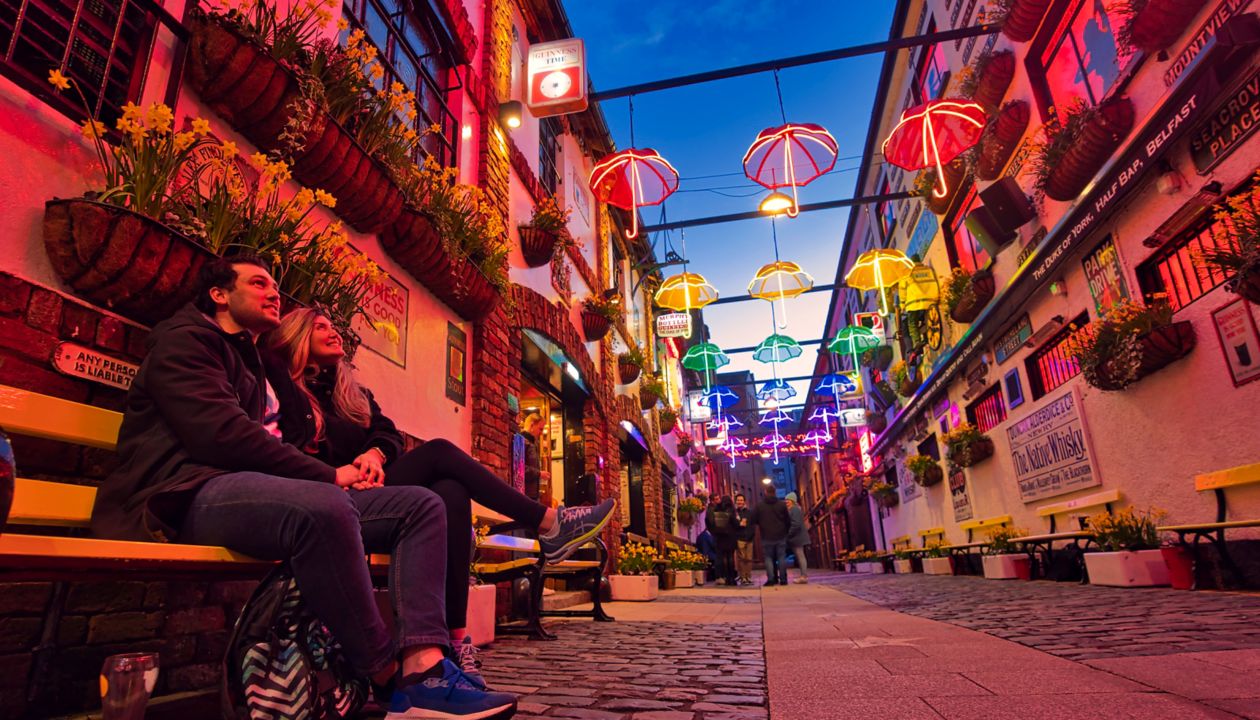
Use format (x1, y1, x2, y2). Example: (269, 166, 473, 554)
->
(385, 659, 516, 719)
(539, 499, 616, 564)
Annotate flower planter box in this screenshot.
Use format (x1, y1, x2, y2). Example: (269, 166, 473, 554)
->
(977, 101, 1030, 181)
(922, 557, 954, 575)
(465, 583, 497, 646)
(618, 361, 642, 385)
(914, 464, 945, 487)
(43, 199, 215, 326)
(609, 574, 659, 601)
(873, 492, 899, 510)
(1043, 97, 1134, 202)
(671, 570, 694, 588)
(948, 438, 995, 468)
(982, 554, 1031, 580)
(855, 561, 885, 574)
(1092, 321, 1196, 391)
(518, 226, 559, 268)
(693, 570, 706, 586)
(949, 271, 996, 324)
(1001, 0, 1054, 42)
(1123, 0, 1209, 53)
(381, 208, 501, 322)
(1085, 549, 1170, 587)
(971, 50, 1015, 112)
(581, 310, 612, 342)
(893, 559, 914, 574)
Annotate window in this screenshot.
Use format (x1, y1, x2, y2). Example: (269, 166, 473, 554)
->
(1, 0, 173, 127)
(877, 178, 897, 243)
(966, 384, 1007, 433)
(913, 18, 949, 103)
(1137, 208, 1243, 313)
(1025, 312, 1089, 399)
(946, 185, 990, 272)
(1028, 0, 1133, 118)
(342, 0, 458, 167)
(539, 116, 560, 195)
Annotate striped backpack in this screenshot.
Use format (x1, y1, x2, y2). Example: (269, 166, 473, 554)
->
(222, 566, 369, 719)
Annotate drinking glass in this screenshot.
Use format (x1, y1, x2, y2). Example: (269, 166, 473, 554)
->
(100, 652, 159, 720)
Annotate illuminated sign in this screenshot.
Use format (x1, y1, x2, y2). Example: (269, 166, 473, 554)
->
(858, 430, 875, 473)
(655, 312, 693, 338)
(838, 408, 868, 427)
(854, 312, 885, 342)
(525, 39, 588, 117)
(686, 389, 713, 422)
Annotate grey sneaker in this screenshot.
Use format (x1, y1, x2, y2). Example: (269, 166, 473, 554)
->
(540, 499, 616, 563)
(455, 636, 487, 690)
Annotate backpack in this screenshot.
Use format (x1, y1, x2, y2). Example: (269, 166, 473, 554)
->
(222, 566, 369, 720)
(710, 510, 732, 531)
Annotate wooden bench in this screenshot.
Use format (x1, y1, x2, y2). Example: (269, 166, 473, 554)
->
(1158, 462, 1260, 588)
(889, 535, 912, 551)
(1014, 489, 1121, 581)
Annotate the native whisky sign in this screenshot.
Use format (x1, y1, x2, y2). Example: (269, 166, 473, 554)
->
(1006, 388, 1100, 502)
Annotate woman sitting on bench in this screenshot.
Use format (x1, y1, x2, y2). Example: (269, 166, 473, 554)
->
(265, 308, 615, 683)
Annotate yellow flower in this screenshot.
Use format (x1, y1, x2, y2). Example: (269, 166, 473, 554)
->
(314, 189, 337, 208)
(172, 131, 196, 152)
(146, 103, 174, 134)
(80, 119, 106, 140)
(190, 117, 211, 136)
(220, 140, 238, 158)
(337, 17, 349, 31)
(368, 62, 384, 80)
(294, 187, 315, 208)
(47, 68, 70, 91)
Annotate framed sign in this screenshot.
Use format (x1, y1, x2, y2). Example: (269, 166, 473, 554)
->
(838, 408, 868, 427)
(898, 458, 922, 503)
(1006, 387, 1100, 502)
(1191, 63, 1260, 173)
(1081, 236, 1129, 313)
(525, 38, 588, 117)
(949, 466, 973, 522)
(994, 314, 1032, 364)
(854, 312, 886, 342)
(353, 273, 408, 367)
(655, 312, 693, 338)
(445, 323, 467, 405)
(1211, 298, 1260, 387)
(1004, 368, 1025, 410)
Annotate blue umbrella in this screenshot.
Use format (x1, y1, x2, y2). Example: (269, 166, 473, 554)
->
(701, 385, 740, 411)
(816, 372, 860, 397)
(756, 379, 797, 403)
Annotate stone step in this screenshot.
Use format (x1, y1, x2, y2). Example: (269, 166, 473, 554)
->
(541, 589, 591, 612)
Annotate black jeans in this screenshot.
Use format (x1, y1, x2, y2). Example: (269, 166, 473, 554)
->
(714, 546, 736, 583)
(386, 439, 548, 630)
(178, 472, 448, 677)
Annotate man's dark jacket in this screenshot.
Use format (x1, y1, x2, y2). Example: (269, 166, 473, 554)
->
(705, 498, 738, 551)
(734, 506, 756, 542)
(751, 495, 792, 543)
(91, 305, 335, 542)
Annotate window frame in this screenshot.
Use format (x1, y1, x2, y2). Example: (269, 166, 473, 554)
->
(539, 116, 561, 195)
(944, 183, 990, 273)
(1024, 0, 1133, 123)
(965, 383, 1007, 433)
(1025, 311, 1089, 400)
(912, 17, 950, 104)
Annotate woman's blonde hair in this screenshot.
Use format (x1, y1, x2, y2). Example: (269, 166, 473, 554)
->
(268, 308, 371, 440)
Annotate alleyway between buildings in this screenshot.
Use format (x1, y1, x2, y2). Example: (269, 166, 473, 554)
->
(472, 572, 1260, 720)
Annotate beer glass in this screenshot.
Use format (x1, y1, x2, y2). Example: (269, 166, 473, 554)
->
(100, 652, 159, 720)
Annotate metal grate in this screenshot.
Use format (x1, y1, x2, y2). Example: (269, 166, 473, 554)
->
(1138, 210, 1243, 313)
(966, 383, 1006, 433)
(1025, 312, 1088, 400)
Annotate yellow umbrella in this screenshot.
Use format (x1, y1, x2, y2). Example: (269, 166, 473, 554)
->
(844, 248, 915, 314)
(748, 260, 814, 329)
(654, 271, 718, 311)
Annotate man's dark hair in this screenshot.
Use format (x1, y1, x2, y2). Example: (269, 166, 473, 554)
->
(735, 493, 745, 501)
(194, 254, 271, 314)
(764, 485, 777, 499)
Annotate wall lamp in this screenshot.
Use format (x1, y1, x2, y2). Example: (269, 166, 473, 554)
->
(498, 101, 523, 129)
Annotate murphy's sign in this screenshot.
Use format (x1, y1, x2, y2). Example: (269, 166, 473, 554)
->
(1190, 64, 1260, 173)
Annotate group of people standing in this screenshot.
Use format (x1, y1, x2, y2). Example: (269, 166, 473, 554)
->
(697, 486, 811, 587)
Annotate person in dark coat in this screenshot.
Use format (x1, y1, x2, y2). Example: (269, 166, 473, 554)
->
(752, 485, 791, 586)
(90, 256, 518, 717)
(785, 492, 812, 584)
(695, 527, 717, 583)
(733, 493, 756, 585)
(705, 495, 738, 585)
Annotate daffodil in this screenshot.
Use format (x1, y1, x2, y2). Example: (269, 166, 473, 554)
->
(191, 118, 211, 136)
(337, 17, 349, 31)
(220, 140, 238, 158)
(172, 132, 196, 152)
(80, 119, 106, 140)
(313, 189, 337, 208)
(47, 68, 70, 91)
(146, 103, 174, 134)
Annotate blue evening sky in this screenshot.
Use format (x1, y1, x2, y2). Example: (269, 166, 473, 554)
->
(567, 1, 895, 406)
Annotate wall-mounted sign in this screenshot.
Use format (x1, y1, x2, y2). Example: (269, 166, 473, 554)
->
(1006, 388, 1100, 503)
(655, 312, 693, 339)
(833, 372, 863, 399)
(525, 38, 588, 117)
(994, 315, 1033, 364)
(854, 312, 885, 342)
(858, 430, 875, 473)
(1190, 64, 1260, 174)
(838, 408, 868, 427)
(52, 342, 138, 391)
(949, 466, 973, 522)
(353, 274, 408, 367)
(686, 389, 713, 422)
(1082, 235, 1130, 313)
(445, 323, 467, 405)
(897, 459, 922, 503)
(1165, 0, 1249, 88)
(907, 210, 940, 262)
(1211, 298, 1260, 387)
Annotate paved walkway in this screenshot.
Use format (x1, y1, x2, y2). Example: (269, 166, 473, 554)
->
(477, 572, 1260, 719)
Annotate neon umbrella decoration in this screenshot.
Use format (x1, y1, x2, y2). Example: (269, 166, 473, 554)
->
(743, 123, 838, 218)
(682, 343, 730, 373)
(882, 99, 987, 199)
(816, 371, 861, 398)
(757, 379, 797, 404)
(759, 408, 794, 427)
(809, 405, 842, 425)
(801, 428, 831, 461)
(700, 385, 740, 411)
(759, 431, 791, 463)
(707, 413, 744, 432)
(655, 271, 718, 312)
(590, 147, 680, 239)
(748, 260, 814, 329)
(844, 248, 916, 315)
(752, 334, 803, 364)
(719, 435, 747, 467)
(827, 326, 882, 370)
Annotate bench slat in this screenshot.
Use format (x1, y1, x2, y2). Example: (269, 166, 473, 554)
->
(1196, 462, 1260, 492)
(959, 515, 1013, 532)
(918, 527, 944, 538)
(0, 385, 121, 450)
(10, 478, 95, 527)
(1014, 531, 1091, 543)
(1158, 519, 1260, 532)
(473, 558, 536, 574)
(0, 533, 262, 564)
(1036, 489, 1122, 517)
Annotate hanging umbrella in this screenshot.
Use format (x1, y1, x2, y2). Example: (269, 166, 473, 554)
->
(759, 408, 794, 427)
(801, 428, 831, 461)
(719, 435, 747, 467)
(707, 412, 744, 432)
(827, 325, 882, 370)
(882, 99, 986, 198)
(752, 334, 803, 364)
(682, 342, 730, 373)
(743, 123, 838, 218)
(815, 371, 861, 398)
(701, 385, 740, 411)
(655, 271, 718, 311)
(809, 405, 842, 425)
(844, 249, 915, 315)
(748, 261, 814, 301)
(757, 379, 797, 404)
(590, 148, 679, 239)
(759, 432, 791, 449)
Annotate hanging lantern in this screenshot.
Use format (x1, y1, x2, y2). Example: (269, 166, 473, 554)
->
(752, 334, 803, 364)
(589, 148, 679, 239)
(899, 262, 940, 313)
(681, 343, 730, 373)
(654, 271, 718, 312)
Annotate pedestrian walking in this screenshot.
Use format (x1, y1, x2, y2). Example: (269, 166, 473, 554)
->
(785, 492, 811, 584)
(751, 485, 791, 586)
(733, 494, 756, 585)
(705, 495, 738, 585)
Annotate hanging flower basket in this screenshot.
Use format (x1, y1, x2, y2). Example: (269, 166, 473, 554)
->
(1092, 321, 1197, 391)
(872, 380, 897, 409)
(581, 309, 613, 342)
(977, 101, 1030, 181)
(949, 270, 996, 325)
(639, 389, 660, 411)
(1239, 272, 1260, 305)
(1042, 98, 1135, 202)
(971, 50, 1015, 112)
(871, 486, 899, 509)
(690, 458, 705, 474)
(1120, 0, 1210, 55)
(287, 112, 405, 234)
(916, 464, 945, 487)
(895, 368, 921, 398)
(381, 207, 501, 322)
(862, 345, 894, 371)
(658, 411, 678, 435)
(43, 199, 214, 326)
(518, 226, 559, 268)
(677, 509, 694, 526)
(618, 361, 643, 384)
(920, 160, 966, 215)
(866, 411, 888, 434)
(1000, 0, 1054, 42)
(948, 437, 995, 468)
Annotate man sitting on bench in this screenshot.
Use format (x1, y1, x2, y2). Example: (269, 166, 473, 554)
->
(91, 255, 517, 719)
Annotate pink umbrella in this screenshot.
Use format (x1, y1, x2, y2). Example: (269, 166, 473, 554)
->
(743, 123, 838, 218)
(589, 148, 679, 239)
(882, 99, 986, 199)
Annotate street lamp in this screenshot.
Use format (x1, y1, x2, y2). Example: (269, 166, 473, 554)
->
(761, 477, 772, 485)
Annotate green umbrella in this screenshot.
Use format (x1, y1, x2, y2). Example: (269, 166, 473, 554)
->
(682, 342, 731, 373)
(827, 325, 881, 370)
(752, 334, 803, 364)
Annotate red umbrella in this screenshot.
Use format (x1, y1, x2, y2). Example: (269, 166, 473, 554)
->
(882, 99, 987, 199)
(743, 123, 838, 217)
(589, 148, 679, 238)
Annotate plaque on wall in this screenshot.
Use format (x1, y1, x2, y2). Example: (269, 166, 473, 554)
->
(52, 342, 138, 391)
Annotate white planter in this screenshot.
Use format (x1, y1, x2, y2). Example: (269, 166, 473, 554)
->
(893, 559, 914, 574)
(1085, 549, 1171, 587)
(692, 570, 706, 586)
(609, 574, 659, 601)
(982, 554, 1028, 580)
(854, 561, 885, 574)
(465, 584, 496, 646)
(922, 557, 954, 575)
(673, 570, 694, 587)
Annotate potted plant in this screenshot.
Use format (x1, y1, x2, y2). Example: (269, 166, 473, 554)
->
(852, 550, 884, 574)
(958, 49, 1015, 112)
(1195, 171, 1260, 305)
(466, 525, 497, 645)
(942, 266, 996, 324)
(981, 526, 1031, 580)
(677, 495, 704, 526)
(1029, 97, 1135, 202)
(871, 380, 897, 408)
(1084, 507, 1170, 587)
(519, 194, 571, 267)
(988, 0, 1054, 42)
(941, 422, 996, 468)
(865, 409, 888, 434)
(1161, 538, 1195, 591)
(658, 408, 678, 435)
(581, 295, 622, 342)
(609, 540, 660, 601)
(667, 550, 695, 588)
(676, 433, 695, 456)
(890, 360, 920, 398)
(639, 375, 664, 411)
(976, 100, 1031, 181)
(860, 345, 894, 371)
(618, 345, 645, 384)
(1117, 0, 1210, 55)
(921, 543, 955, 575)
(905, 454, 944, 487)
(914, 160, 966, 215)
(1065, 297, 1196, 392)
(867, 479, 899, 509)
(893, 549, 916, 574)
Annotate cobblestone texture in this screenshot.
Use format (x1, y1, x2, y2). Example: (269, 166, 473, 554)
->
(815, 572, 1260, 661)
